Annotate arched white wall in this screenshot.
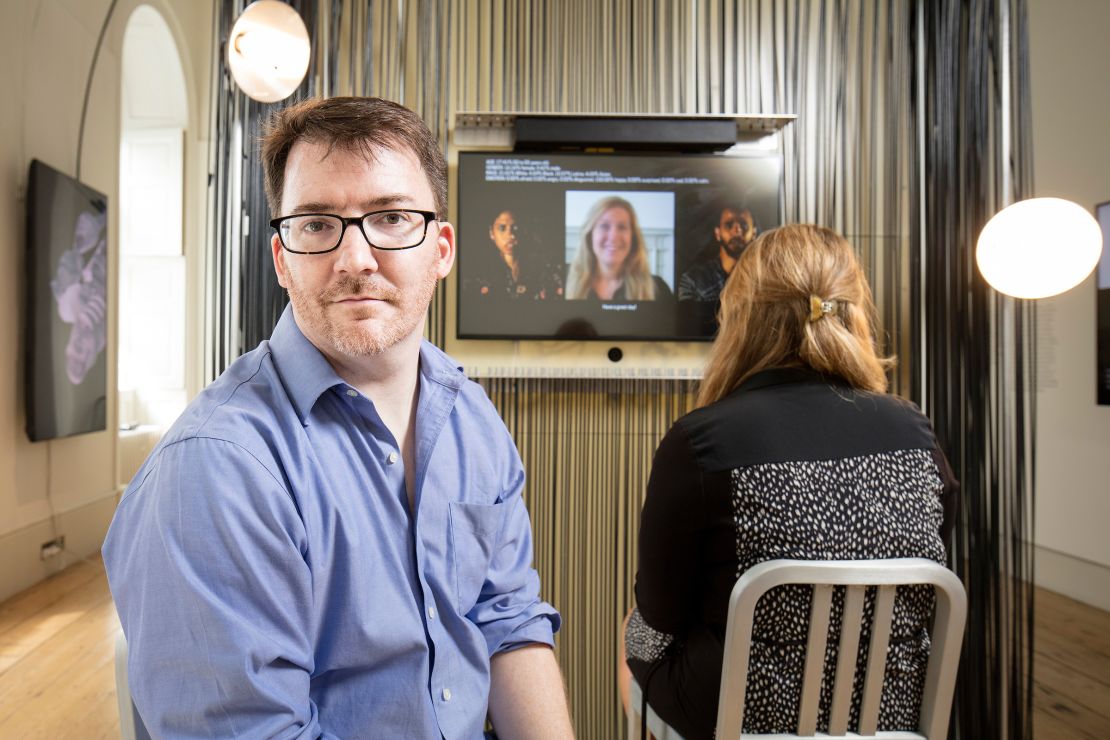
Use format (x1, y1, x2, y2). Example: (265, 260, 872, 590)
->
(122, 6, 189, 130)
(0, 0, 212, 601)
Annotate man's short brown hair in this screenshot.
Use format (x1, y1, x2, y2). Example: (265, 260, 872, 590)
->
(260, 96, 447, 219)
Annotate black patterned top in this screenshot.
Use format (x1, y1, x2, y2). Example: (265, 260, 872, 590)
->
(625, 366, 958, 739)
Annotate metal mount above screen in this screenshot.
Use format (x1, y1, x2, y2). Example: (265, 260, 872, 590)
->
(453, 112, 796, 151)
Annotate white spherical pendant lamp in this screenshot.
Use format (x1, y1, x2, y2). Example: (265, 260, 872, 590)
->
(227, 1, 310, 103)
(976, 197, 1103, 299)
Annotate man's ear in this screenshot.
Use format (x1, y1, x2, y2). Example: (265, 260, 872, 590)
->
(272, 232, 289, 288)
(434, 221, 456, 280)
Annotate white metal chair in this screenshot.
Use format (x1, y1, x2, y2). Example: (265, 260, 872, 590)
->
(115, 631, 152, 740)
(628, 558, 967, 740)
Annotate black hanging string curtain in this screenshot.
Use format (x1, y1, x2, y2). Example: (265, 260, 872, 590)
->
(919, 0, 1035, 737)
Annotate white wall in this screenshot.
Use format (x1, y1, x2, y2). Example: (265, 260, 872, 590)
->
(0, 0, 211, 601)
(1029, 0, 1110, 610)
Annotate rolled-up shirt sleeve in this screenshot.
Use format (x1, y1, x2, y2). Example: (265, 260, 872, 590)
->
(465, 443, 560, 657)
(104, 437, 328, 740)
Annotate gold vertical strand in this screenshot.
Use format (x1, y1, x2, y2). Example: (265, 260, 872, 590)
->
(476, 0, 491, 110)
(723, 0, 735, 113)
(493, 0, 506, 111)
(687, 0, 699, 112)
(369, 0, 383, 96)
(657, 0, 666, 112)
(465, 1, 480, 112)
(524, 0, 535, 111)
(333, 0, 349, 96)
(707, 0, 721, 112)
(317, 0, 331, 97)
(631, 0, 641, 111)
(446, 0, 460, 131)
(353, 0, 366, 95)
(569, 0, 581, 112)
(402, 0, 418, 109)
(617, 0, 629, 112)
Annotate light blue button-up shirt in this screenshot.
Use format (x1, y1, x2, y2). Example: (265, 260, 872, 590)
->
(104, 306, 559, 739)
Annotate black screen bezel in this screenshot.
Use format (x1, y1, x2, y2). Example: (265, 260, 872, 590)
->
(454, 150, 783, 342)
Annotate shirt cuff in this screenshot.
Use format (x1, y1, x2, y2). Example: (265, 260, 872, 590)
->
(491, 611, 559, 655)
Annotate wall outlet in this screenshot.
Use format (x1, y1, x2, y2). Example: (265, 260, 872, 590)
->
(40, 536, 66, 560)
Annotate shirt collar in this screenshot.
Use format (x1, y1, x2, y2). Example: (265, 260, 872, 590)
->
(269, 304, 468, 423)
(417, 337, 467, 392)
(268, 304, 347, 423)
(735, 365, 849, 394)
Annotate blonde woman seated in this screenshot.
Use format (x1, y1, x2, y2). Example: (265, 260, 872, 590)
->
(565, 196, 673, 301)
(619, 224, 957, 739)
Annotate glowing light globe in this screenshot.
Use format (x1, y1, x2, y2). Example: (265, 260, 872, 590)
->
(976, 197, 1103, 299)
(227, 1, 310, 104)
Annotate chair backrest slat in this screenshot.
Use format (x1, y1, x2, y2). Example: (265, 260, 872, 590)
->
(827, 584, 867, 734)
(857, 584, 897, 734)
(706, 558, 965, 740)
(918, 580, 966, 739)
(797, 584, 833, 734)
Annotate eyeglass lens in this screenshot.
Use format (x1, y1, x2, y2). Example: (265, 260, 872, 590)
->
(280, 211, 427, 252)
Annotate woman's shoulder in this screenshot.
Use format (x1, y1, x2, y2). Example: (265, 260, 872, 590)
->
(651, 274, 675, 299)
(672, 375, 939, 472)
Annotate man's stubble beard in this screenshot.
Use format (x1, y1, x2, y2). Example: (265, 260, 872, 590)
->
(286, 267, 439, 358)
(722, 235, 750, 259)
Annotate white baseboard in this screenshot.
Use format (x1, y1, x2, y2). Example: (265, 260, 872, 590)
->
(1035, 544, 1110, 612)
(0, 492, 119, 603)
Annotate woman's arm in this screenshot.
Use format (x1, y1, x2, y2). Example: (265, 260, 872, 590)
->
(634, 421, 705, 634)
(931, 446, 960, 541)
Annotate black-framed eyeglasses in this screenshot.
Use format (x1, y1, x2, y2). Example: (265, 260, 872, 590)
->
(269, 209, 438, 254)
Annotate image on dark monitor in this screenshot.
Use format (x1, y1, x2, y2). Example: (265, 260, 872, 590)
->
(25, 159, 109, 441)
(456, 151, 782, 341)
(1098, 201, 1110, 405)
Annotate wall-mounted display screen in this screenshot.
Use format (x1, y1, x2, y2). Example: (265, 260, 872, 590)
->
(456, 151, 782, 341)
(1097, 200, 1110, 405)
(25, 159, 109, 441)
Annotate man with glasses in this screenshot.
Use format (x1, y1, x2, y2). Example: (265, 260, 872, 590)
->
(676, 205, 759, 302)
(104, 97, 573, 739)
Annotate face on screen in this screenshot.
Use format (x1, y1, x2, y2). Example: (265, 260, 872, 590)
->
(590, 206, 633, 274)
(490, 210, 519, 259)
(716, 207, 757, 259)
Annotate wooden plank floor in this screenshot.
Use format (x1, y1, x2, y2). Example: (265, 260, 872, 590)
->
(1033, 588, 1110, 739)
(0, 556, 121, 739)
(0, 557, 1107, 739)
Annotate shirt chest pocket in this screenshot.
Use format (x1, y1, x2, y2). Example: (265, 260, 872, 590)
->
(448, 501, 507, 615)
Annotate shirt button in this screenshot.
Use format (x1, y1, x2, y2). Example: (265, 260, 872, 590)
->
(442, 687, 452, 702)
(345, 389, 358, 397)
(387, 451, 398, 465)
(427, 605, 436, 620)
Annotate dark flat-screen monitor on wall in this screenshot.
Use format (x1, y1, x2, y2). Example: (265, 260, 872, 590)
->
(456, 151, 782, 341)
(25, 159, 109, 441)
(1098, 200, 1110, 405)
